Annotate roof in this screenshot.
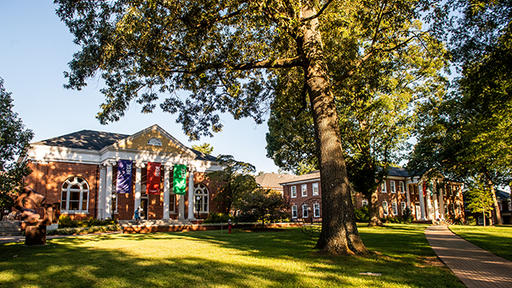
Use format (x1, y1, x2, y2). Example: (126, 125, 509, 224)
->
(33, 128, 218, 162)
(387, 167, 411, 177)
(280, 171, 320, 185)
(496, 190, 511, 200)
(255, 173, 299, 190)
(34, 130, 129, 151)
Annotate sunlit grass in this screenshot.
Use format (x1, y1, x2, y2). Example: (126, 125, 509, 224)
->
(0, 224, 462, 287)
(449, 225, 512, 261)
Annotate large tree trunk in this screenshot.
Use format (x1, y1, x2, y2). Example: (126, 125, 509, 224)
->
(300, 5, 367, 255)
(488, 180, 502, 225)
(368, 189, 382, 227)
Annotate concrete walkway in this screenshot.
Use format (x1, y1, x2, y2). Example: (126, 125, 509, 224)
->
(425, 225, 512, 288)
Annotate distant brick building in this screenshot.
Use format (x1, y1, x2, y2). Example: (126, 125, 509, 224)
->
(281, 168, 465, 222)
(23, 125, 223, 221)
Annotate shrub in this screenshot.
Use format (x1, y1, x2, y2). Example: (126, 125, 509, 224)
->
(203, 213, 231, 223)
(47, 224, 121, 235)
(354, 206, 369, 222)
(58, 215, 117, 228)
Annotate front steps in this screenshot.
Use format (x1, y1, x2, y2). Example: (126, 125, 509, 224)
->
(0, 221, 22, 236)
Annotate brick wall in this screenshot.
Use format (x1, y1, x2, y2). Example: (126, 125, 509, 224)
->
(24, 161, 99, 220)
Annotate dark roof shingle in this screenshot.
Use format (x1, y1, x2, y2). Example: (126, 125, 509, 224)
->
(34, 130, 128, 151)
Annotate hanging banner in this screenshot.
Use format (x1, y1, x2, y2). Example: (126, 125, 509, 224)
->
(147, 162, 162, 194)
(116, 160, 133, 193)
(173, 164, 187, 195)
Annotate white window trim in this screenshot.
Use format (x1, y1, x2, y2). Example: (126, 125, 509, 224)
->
(291, 205, 298, 219)
(392, 201, 398, 216)
(400, 181, 405, 194)
(313, 203, 320, 218)
(312, 183, 319, 196)
(390, 180, 396, 193)
(302, 204, 309, 218)
(60, 176, 90, 214)
(301, 184, 307, 197)
(381, 181, 387, 193)
(382, 201, 389, 216)
(401, 202, 406, 214)
(291, 186, 297, 198)
(194, 183, 209, 213)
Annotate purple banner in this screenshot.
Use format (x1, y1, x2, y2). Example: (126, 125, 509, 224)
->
(116, 160, 133, 193)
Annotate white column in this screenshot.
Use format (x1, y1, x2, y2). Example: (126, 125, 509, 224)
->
(134, 163, 144, 215)
(187, 169, 196, 221)
(98, 166, 107, 219)
(163, 166, 171, 220)
(419, 182, 427, 221)
(426, 183, 433, 220)
(104, 162, 114, 219)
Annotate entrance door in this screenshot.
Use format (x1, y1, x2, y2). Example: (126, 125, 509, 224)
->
(140, 198, 149, 220)
(415, 204, 421, 220)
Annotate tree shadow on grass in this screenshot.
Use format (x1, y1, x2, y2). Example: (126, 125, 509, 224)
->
(0, 239, 328, 288)
(0, 227, 463, 287)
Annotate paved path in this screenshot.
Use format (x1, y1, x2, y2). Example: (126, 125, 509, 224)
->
(425, 225, 512, 288)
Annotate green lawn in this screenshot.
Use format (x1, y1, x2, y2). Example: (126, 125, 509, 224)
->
(0, 224, 462, 288)
(449, 225, 512, 261)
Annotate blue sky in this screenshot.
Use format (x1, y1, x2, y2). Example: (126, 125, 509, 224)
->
(0, 1, 279, 173)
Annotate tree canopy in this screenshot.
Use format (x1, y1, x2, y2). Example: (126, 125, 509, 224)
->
(409, 0, 512, 224)
(0, 77, 34, 217)
(55, 0, 447, 255)
(191, 143, 214, 155)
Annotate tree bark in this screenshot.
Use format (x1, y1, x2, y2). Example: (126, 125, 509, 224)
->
(300, 5, 367, 255)
(487, 179, 502, 225)
(368, 189, 382, 226)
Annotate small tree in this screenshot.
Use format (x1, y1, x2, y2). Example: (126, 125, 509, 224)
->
(208, 155, 258, 214)
(236, 189, 288, 226)
(0, 77, 34, 219)
(466, 180, 494, 226)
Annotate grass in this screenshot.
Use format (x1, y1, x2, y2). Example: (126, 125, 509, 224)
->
(449, 225, 512, 261)
(0, 224, 462, 288)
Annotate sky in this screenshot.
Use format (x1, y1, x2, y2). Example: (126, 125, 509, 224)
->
(0, 1, 280, 173)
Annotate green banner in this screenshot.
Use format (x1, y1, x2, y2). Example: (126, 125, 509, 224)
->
(173, 164, 187, 195)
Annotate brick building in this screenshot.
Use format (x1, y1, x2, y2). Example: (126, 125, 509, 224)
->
(281, 168, 465, 222)
(23, 125, 223, 221)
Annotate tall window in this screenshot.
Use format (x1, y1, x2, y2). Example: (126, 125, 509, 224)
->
(194, 183, 209, 213)
(392, 201, 398, 216)
(61, 177, 89, 213)
(401, 202, 406, 214)
(382, 201, 389, 216)
(400, 182, 405, 194)
(390, 181, 396, 193)
(313, 203, 320, 218)
(312, 183, 319, 196)
(381, 181, 387, 193)
(301, 184, 307, 197)
(302, 204, 309, 218)
(291, 205, 298, 218)
(291, 186, 297, 198)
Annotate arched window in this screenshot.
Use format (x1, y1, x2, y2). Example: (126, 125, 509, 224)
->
(194, 183, 209, 213)
(61, 176, 89, 213)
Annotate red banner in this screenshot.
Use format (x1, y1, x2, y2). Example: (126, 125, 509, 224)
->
(146, 162, 161, 194)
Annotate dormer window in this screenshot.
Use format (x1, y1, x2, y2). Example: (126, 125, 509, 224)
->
(147, 138, 162, 146)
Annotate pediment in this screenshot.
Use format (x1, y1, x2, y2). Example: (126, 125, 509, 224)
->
(108, 125, 195, 157)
